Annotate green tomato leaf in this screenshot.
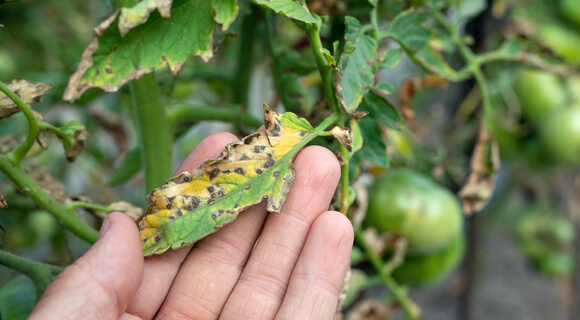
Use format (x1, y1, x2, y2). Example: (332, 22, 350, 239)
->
(117, 0, 174, 36)
(336, 16, 378, 118)
(108, 147, 142, 186)
(358, 115, 388, 168)
(0, 277, 35, 320)
(213, 0, 239, 30)
(380, 48, 402, 70)
(388, 10, 458, 80)
(64, 0, 216, 101)
(254, 0, 316, 23)
(364, 91, 401, 129)
(138, 105, 317, 257)
(372, 82, 395, 95)
(455, 0, 487, 22)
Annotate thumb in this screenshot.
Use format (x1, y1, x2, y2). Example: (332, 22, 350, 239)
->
(29, 212, 144, 320)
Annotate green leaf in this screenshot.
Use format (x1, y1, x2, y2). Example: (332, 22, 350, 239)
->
(380, 48, 402, 69)
(372, 82, 395, 95)
(213, 0, 239, 30)
(358, 115, 388, 167)
(336, 16, 378, 118)
(138, 105, 317, 256)
(108, 147, 143, 186)
(350, 119, 363, 154)
(0, 277, 35, 320)
(118, 0, 174, 36)
(254, 0, 316, 23)
(364, 91, 401, 129)
(388, 10, 458, 80)
(273, 48, 315, 113)
(64, 0, 216, 101)
(455, 0, 486, 22)
(388, 10, 431, 51)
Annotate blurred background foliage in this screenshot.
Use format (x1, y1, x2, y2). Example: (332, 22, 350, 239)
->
(1, 0, 580, 319)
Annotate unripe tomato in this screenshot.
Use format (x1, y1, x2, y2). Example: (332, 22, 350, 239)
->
(514, 69, 567, 122)
(538, 23, 580, 65)
(538, 106, 580, 165)
(364, 169, 463, 254)
(392, 235, 465, 286)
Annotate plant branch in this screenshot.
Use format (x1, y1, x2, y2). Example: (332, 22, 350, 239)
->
(0, 81, 39, 165)
(305, 22, 341, 115)
(66, 201, 111, 213)
(0, 155, 99, 243)
(354, 230, 420, 319)
(0, 250, 64, 300)
(167, 103, 263, 130)
(130, 73, 172, 194)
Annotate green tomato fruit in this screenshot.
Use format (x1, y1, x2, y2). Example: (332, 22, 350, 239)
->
(365, 169, 463, 254)
(392, 235, 465, 287)
(514, 69, 567, 122)
(538, 23, 580, 65)
(539, 106, 580, 165)
(560, 0, 580, 29)
(517, 209, 575, 261)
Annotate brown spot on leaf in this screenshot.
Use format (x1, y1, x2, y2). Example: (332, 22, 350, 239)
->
(244, 184, 251, 190)
(255, 169, 263, 174)
(161, 55, 167, 62)
(240, 154, 250, 161)
(209, 168, 220, 180)
(273, 171, 280, 178)
(105, 68, 113, 74)
(233, 204, 239, 209)
(212, 213, 217, 221)
(154, 235, 161, 243)
(207, 186, 214, 193)
(207, 199, 215, 205)
(235, 167, 246, 175)
(217, 191, 224, 198)
(176, 210, 183, 217)
(263, 158, 276, 168)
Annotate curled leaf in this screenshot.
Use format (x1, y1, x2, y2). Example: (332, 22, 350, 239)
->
(137, 105, 315, 256)
(55, 121, 89, 162)
(0, 80, 52, 119)
(331, 126, 352, 152)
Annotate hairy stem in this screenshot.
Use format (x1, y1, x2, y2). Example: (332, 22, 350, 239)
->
(0, 250, 63, 301)
(0, 81, 39, 165)
(0, 155, 99, 243)
(354, 230, 421, 319)
(130, 73, 172, 194)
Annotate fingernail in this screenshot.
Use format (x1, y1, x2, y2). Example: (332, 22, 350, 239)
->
(98, 216, 111, 241)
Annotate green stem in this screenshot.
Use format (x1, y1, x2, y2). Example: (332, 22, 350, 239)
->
(305, 22, 341, 115)
(0, 155, 98, 243)
(339, 146, 350, 215)
(233, 7, 257, 106)
(167, 103, 263, 130)
(130, 73, 172, 194)
(67, 201, 111, 213)
(0, 81, 39, 165)
(370, 1, 379, 39)
(0, 251, 63, 301)
(354, 230, 420, 319)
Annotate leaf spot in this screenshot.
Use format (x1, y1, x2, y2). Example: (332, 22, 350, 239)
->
(244, 184, 251, 190)
(105, 67, 113, 74)
(273, 171, 280, 178)
(209, 168, 220, 180)
(256, 169, 263, 174)
(263, 158, 276, 168)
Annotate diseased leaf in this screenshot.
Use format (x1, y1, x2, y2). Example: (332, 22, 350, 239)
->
(54, 121, 89, 162)
(213, 0, 239, 30)
(336, 16, 377, 118)
(118, 0, 173, 36)
(64, 0, 216, 101)
(0, 80, 52, 119)
(254, 0, 316, 23)
(137, 105, 316, 256)
(330, 126, 352, 152)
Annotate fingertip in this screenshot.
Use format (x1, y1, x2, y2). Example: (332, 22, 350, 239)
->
(175, 131, 239, 174)
(312, 211, 354, 254)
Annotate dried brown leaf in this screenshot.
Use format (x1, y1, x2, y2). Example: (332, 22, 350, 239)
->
(0, 80, 52, 119)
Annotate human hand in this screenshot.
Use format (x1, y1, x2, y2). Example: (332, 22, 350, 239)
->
(29, 132, 354, 320)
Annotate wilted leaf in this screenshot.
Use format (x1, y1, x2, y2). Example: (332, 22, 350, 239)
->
(254, 0, 316, 23)
(64, 0, 217, 101)
(54, 121, 88, 162)
(109, 201, 143, 221)
(25, 164, 68, 204)
(331, 126, 352, 152)
(0, 80, 52, 119)
(137, 105, 316, 256)
(336, 16, 378, 118)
